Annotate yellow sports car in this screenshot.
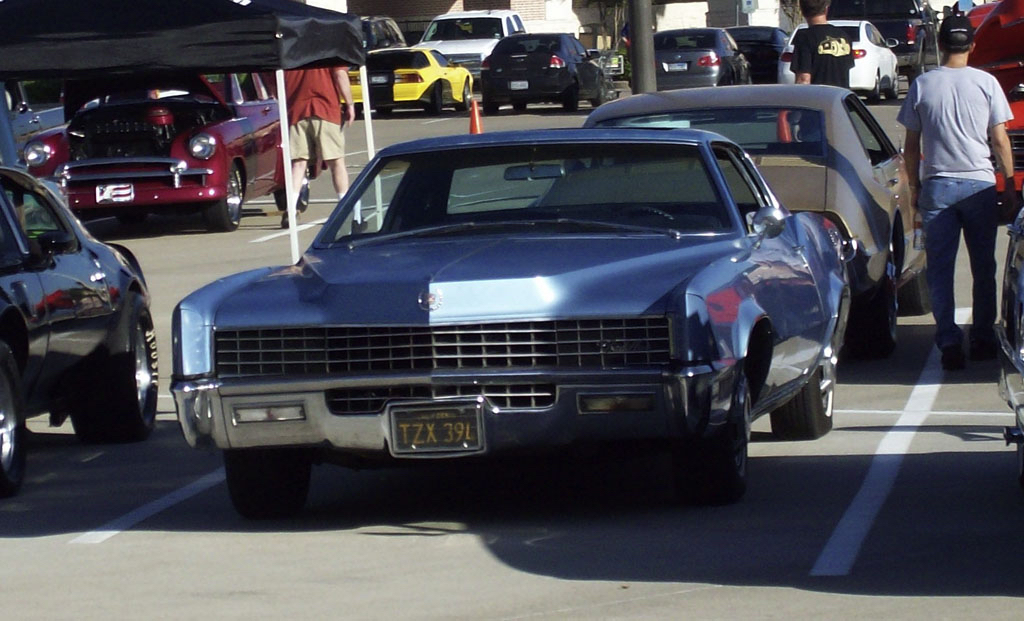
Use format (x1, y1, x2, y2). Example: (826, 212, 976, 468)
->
(350, 47, 473, 115)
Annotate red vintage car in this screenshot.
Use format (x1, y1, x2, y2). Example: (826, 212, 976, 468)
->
(22, 73, 286, 231)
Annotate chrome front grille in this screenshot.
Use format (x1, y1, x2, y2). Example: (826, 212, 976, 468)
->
(1010, 133, 1024, 169)
(326, 384, 557, 414)
(214, 317, 671, 379)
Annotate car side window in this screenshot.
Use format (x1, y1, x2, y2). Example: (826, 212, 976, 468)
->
(713, 145, 766, 224)
(432, 51, 449, 67)
(237, 73, 259, 102)
(0, 176, 66, 242)
(844, 94, 897, 165)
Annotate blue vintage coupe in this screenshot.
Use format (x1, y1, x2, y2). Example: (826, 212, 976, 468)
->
(172, 129, 850, 518)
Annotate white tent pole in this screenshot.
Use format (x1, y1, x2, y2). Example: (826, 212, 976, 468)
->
(276, 69, 300, 264)
(359, 63, 380, 226)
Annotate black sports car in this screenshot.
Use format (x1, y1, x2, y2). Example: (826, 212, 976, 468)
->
(0, 164, 157, 498)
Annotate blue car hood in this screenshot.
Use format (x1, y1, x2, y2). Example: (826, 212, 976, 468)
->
(214, 235, 740, 326)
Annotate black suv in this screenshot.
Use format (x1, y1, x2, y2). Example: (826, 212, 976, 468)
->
(828, 0, 939, 81)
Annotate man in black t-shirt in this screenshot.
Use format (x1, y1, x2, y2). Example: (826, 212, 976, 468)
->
(790, 0, 854, 88)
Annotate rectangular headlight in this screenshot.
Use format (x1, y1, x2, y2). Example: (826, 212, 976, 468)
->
(234, 405, 306, 424)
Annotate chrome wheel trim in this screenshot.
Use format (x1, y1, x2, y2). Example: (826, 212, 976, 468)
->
(0, 378, 16, 475)
(226, 169, 243, 225)
(133, 320, 155, 414)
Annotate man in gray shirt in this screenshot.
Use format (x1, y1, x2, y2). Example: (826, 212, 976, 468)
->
(897, 11, 1016, 370)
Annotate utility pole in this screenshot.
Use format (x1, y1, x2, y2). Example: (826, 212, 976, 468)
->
(629, 0, 656, 94)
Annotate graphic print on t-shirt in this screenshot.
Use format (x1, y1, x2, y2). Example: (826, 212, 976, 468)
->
(817, 36, 851, 57)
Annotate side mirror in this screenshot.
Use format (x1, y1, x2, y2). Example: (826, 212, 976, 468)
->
(587, 49, 601, 60)
(751, 206, 786, 239)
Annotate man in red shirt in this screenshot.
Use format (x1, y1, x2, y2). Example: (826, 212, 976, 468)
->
(283, 67, 355, 227)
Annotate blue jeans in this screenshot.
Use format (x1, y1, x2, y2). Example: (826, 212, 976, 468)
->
(918, 176, 997, 350)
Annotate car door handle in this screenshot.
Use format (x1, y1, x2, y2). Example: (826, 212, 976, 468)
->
(263, 106, 272, 115)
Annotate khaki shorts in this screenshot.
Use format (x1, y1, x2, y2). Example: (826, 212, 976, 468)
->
(289, 117, 345, 161)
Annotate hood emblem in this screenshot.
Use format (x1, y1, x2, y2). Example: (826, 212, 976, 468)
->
(419, 289, 443, 311)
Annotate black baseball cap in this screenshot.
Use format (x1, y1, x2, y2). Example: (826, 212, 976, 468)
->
(939, 13, 974, 52)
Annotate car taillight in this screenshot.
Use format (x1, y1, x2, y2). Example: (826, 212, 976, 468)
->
(697, 52, 720, 67)
(906, 24, 916, 45)
(780, 51, 793, 63)
(481, 56, 490, 70)
(853, 49, 867, 59)
(549, 55, 566, 69)
(396, 74, 424, 84)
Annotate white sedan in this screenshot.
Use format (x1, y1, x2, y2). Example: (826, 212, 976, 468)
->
(778, 20, 899, 101)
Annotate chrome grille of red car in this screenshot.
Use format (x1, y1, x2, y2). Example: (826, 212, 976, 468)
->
(326, 384, 557, 414)
(214, 318, 671, 378)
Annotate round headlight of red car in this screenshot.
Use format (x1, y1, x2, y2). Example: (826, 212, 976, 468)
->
(23, 142, 52, 167)
(189, 133, 217, 160)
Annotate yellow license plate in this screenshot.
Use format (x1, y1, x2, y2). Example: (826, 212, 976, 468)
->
(389, 400, 483, 456)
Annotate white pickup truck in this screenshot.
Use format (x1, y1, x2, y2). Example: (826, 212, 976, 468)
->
(414, 10, 526, 81)
(4, 81, 63, 160)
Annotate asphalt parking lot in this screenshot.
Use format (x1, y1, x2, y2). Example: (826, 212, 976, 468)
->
(3, 95, 1023, 619)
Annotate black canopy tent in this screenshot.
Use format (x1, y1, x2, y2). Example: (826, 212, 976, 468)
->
(0, 0, 366, 260)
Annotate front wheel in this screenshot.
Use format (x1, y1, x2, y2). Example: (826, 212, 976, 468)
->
(70, 293, 158, 443)
(589, 76, 608, 108)
(455, 79, 472, 112)
(203, 163, 243, 232)
(224, 448, 313, 519)
(867, 72, 881, 103)
(673, 376, 749, 505)
(0, 342, 25, 498)
(846, 250, 898, 359)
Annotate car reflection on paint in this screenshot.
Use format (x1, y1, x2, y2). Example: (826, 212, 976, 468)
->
(172, 129, 850, 519)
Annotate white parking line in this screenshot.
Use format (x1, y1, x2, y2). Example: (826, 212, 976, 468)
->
(810, 307, 971, 576)
(69, 469, 225, 544)
(250, 218, 327, 243)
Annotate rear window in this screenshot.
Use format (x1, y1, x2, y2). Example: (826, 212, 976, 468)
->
(368, 51, 429, 71)
(595, 107, 827, 158)
(654, 31, 717, 51)
(829, 0, 921, 18)
(493, 36, 559, 55)
(422, 17, 504, 42)
(839, 26, 862, 42)
(727, 28, 776, 43)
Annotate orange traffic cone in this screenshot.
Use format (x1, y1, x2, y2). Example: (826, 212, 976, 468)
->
(469, 98, 483, 134)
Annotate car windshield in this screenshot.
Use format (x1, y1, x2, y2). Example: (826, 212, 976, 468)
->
(493, 36, 560, 55)
(421, 18, 503, 42)
(320, 142, 732, 244)
(367, 51, 429, 71)
(595, 108, 827, 158)
(829, 0, 920, 18)
(654, 31, 717, 51)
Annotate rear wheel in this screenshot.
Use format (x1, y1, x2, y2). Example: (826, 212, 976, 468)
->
(897, 270, 931, 316)
(424, 82, 444, 115)
(455, 79, 472, 112)
(867, 72, 881, 103)
(203, 163, 243, 232)
(0, 342, 25, 499)
(224, 448, 312, 519)
(884, 74, 900, 100)
(482, 99, 499, 115)
(846, 249, 898, 359)
(589, 76, 608, 107)
(70, 293, 158, 443)
(673, 376, 749, 505)
(562, 82, 579, 112)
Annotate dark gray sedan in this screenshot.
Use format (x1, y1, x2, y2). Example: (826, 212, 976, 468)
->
(654, 28, 751, 90)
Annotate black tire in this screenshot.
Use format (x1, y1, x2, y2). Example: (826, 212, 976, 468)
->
(846, 249, 898, 359)
(897, 270, 931, 316)
(424, 82, 444, 115)
(589, 76, 608, 108)
(375, 106, 393, 117)
(867, 73, 881, 103)
(0, 342, 26, 498)
(203, 163, 243, 232)
(482, 99, 499, 115)
(224, 448, 312, 519)
(561, 82, 579, 112)
(884, 74, 900, 100)
(512, 101, 528, 112)
(70, 293, 158, 443)
(673, 376, 749, 505)
(455, 79, 472, 112)
(1017, 440, 1024, 490)
(770, 367, 834, 440)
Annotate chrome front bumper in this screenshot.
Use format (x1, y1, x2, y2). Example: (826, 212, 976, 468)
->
(172, 365, 735, 456)
(998, 325, 1024, 433)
